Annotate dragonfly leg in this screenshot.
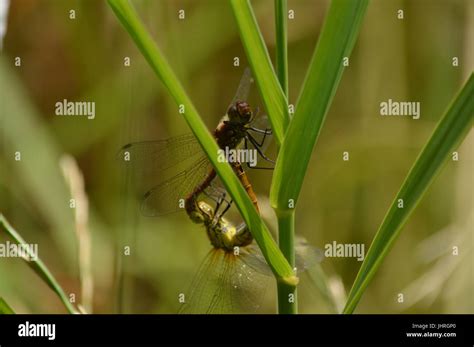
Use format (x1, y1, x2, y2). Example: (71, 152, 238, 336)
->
(203, 188, 220, 204)
(247, 134, 275, 163)
(214, 191, 233, 220)
(208, 191, 233, 228)
(244, 136, 275, 170)
(204, 184, 232, 208)
(248, 127, 272, 136)
(217, 199, 233, 220)
(249, 129, 271, 148)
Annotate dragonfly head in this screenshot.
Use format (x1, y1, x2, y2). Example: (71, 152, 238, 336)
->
(191, 201, 214, 224)
(227, 101, 252, 125)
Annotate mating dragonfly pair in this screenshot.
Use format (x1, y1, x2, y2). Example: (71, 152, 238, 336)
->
(120, 69, 322, 313)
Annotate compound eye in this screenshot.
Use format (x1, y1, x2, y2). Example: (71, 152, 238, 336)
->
(227, 105, 238, 120)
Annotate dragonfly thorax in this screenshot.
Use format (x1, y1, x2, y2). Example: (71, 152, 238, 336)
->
(207, 219, 236, 251)
(196, 201, 252, 252)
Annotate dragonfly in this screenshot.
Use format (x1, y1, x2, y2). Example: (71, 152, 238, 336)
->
(119, 68, 273, 220)
(179, 189, 324, 313)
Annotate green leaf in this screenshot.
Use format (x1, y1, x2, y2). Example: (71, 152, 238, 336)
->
(343, 73, 474, 314)
(0, 214, 78, 314)
(107, 0, 296, 284)
(230, 0, 290, 146)
(274, 0, 288, 97)
(0, 297, 15, 314)
(270, 0, 369, 211)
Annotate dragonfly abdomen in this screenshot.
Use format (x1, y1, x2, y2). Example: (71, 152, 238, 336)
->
(232, 162, 259, 213)
(185, 169, 217, 223)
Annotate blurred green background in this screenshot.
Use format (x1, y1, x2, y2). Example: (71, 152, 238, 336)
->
(0, 0, 472, 314)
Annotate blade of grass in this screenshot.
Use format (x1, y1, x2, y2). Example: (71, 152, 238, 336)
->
(0, 214, 78, 314)
(270, 0, 369, 211)
(0, 297, 15, 314)
(231, 0, 289, 146)
(343, 73, 474, 314)
(107, 0, 296, 285)
(274, 0, 288, 97)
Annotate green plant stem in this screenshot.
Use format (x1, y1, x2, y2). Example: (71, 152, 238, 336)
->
(274, 0, 294, 314)
(0, 214, 77, 314)
(274, 0, 288, 97)
(271, 0, 368, 314)
(277, 210, 297, 313)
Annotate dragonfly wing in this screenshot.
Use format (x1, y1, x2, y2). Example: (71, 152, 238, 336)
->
(179, 248, 269, 314)
(239, 243, 273, 276)
(119, 133, 202, 172)
(295, 237, 325, 273)
(178, 249, 225, 314)
(141, 156, 212, 216)
(119, 134, 207, 195)
(238, 239, 324, 274)
(228, 250, 270, 313)
(230, 67, 253, 104)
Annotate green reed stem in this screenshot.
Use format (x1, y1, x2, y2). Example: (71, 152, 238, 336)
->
(274, 0, 295, 314)
(277, 210, 297, 314)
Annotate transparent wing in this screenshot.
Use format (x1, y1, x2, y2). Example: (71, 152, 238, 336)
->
(179, 247, 270, 314)
(119, 134, 203, 174)
(178, 249, 224, 314)
(295, 237, 325, 273)
(228, 250, 270, 313)
(140, 157, 213, 216)
(238, 243, 273, 276)
(230, 67, 253, 104)
(118, 134, 217, 216)
(231, 238, 324, 275)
